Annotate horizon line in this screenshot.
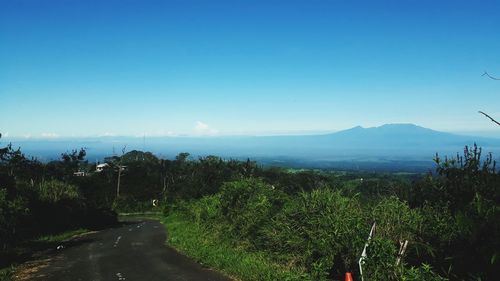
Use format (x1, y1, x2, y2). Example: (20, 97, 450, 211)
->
(2, 123, 500, 140)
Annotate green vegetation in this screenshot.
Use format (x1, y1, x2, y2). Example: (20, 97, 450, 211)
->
(159, 145, 498, 280)
(0, 228, 91, 281)
(0, 266, 14, 281)
(33, 228, 90, 243)
(0, 138, 117, 273)
(1, 132, 499, 280)
(164, 212, 311, 281)
(166, 180, 449, 281)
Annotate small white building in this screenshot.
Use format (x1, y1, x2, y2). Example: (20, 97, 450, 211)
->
(96, 163, 110, 172)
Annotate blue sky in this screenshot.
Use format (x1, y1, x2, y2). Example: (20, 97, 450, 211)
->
(1, 0, 499, 138)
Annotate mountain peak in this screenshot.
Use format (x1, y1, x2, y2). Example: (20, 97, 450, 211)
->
(326, 123, 447, 139)
(348, 125, 364, 130)
(376, 123, 430, 131)
(349, 123, 423, 130)
(378, 123, 419, 128)
(343, 123, 431, 133)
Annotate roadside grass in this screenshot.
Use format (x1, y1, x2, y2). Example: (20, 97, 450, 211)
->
(33, 228, 90, 243)
(118, 211, 162, 221)
(0, 228, 91, 281)
(0, 266, 15, 281)
(162, 212, 313, 281)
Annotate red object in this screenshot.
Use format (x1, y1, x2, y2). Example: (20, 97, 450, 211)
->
(345, 272, 354, 281)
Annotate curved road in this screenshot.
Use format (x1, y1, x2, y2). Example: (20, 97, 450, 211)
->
(22, 219, 232, 281)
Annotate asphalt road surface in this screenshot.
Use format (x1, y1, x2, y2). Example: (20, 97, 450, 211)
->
(23, 219, 232, 281)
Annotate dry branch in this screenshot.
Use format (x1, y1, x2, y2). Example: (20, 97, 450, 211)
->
(482, 71, 500, 80)
(479, 111, 500, 126)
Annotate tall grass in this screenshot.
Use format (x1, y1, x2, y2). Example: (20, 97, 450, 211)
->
(163, 179, 448, 281)
(163, 212, 313, 281)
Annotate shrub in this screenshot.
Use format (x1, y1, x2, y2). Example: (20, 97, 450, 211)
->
(112, 196, 156, 213)
(400, 264, 448, 281)
(38, 180, 80, 203)
(362, 197, 423, 280)
(363, 238, 399, 280)
(263, 188, 367, 280)
(372, 197, 422, 244)
(0, 189, 28, 249)
(218, 178, 287, 244)
(363, 238, 447, 281)
(188, 195, 222, 225)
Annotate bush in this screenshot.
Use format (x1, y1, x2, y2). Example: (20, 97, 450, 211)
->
(412, 146, 500, 279)
(38, 180, 81, 203)
(0, 189, 28, 249)
(362, 197, 424, 280)
(400, 264, 448, 281)
(187, 195, 222, 225)
(362, 238, 447, 281)
(263, 189, 367, 280)
(218, 178, 287, 244)
(364, 238, 399, 280)
(112, 196, 156, 213)
(372, 197, 422, 245)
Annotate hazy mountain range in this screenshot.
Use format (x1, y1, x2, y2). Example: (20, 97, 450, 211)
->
(4, 124, 500, 172)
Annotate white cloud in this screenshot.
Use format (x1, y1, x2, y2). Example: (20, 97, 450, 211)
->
(155, 130, 176, 137)
(195, 121, 209, 131)
(99, 132, 116, 137)
(131, 130, 178, 137)
(194, 121, 218, 135)
(40, 132, 59, 138)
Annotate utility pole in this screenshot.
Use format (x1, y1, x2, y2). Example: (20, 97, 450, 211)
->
(143, 133, 146, 161)
(116, 166, 122, 198)
(116, 145, 127, 198)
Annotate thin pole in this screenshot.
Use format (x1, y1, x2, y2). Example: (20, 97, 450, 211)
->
(359, 222, 376, 281)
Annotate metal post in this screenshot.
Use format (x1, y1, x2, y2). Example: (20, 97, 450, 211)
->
(359, 222, 376, 281)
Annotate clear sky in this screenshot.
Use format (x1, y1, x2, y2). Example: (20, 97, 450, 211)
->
(1, 0, 499, 138)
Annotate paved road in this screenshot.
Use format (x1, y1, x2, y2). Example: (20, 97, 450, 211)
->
(22, 219, 232, 281)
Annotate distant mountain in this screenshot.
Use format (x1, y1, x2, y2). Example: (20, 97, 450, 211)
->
(314, 123, 496, 149)
(4, 124, 500, 172)
(236, 124, 500, 160)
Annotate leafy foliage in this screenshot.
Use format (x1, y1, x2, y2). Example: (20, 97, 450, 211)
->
(264, 189, 366, 279)
(38, 180, 80, 203)
(218, 179, 287, 243)
(410, 144, 500, 280)
(2, 133, 499, 280)
(0, 136, 117, 257)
